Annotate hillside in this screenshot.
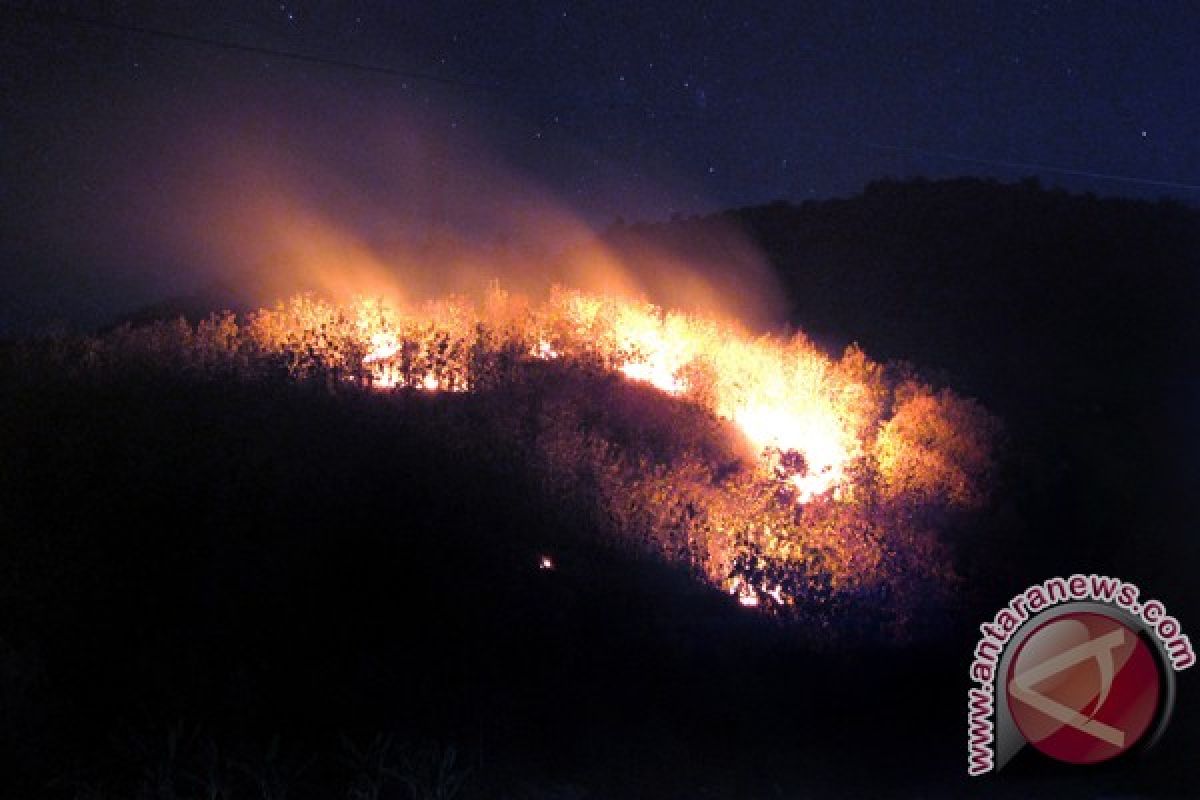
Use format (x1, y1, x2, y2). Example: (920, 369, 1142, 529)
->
(605, 178, 1200, 600)
(1, 178, 1197, 797)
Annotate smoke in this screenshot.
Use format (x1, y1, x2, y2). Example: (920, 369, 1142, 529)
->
(4, 61, 786, 333)
(160, 81, 787, 328)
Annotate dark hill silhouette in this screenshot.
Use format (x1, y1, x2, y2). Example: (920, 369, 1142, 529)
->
(3, 178, 1197, 797)
(607, 177, 1198, 411)
(101, 280, 251, 332)
(602, 177, 1199, 613)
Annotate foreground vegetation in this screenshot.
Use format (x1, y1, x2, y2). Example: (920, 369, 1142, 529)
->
(4, 284, 998, 632)
(2, 178, 1196, 797)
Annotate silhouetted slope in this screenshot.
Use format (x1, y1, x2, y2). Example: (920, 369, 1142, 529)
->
(0, 362, 995, 797)
(3, 361, 1192, 798)
(611, 178, 1198, 407)
(604, 178, 1200, 610)
(101, 281, 251, 331)
(2, 179, 1197, 797)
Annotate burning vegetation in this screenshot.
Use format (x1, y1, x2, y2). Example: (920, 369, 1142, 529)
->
(52, 285, 997, 631)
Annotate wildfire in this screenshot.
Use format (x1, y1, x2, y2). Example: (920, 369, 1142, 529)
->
(131, 284, 993, 620)
(342, 288, 860, 503)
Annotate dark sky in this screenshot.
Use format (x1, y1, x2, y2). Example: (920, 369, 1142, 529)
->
(2, 1, 1198, 332)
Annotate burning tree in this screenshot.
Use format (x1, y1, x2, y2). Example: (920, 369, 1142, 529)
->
(63, 285, 997, 635)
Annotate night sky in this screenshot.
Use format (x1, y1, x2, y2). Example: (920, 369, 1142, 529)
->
(2, 1, 1198, 332)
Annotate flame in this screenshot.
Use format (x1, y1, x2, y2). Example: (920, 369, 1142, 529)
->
(314, 286, 861, 502)
(522, 291, 858, 502)
(79, 281, 994, 621)
(226, 284, 993, 618)
(58, 88, 995, 624)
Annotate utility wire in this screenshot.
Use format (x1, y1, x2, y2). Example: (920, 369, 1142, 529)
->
(2, 2, 507, 92)
(4, 2, 1198, 194)
(862, 141, 1200, 193)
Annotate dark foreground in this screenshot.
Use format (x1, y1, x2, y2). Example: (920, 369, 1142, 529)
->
(0, 363, 1195, 799)
(2, 179, 1198, 797)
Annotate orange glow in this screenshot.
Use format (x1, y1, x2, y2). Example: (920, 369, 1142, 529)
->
(67, 96, 995, 626)
(204, 284, 995, 619)
(257, 287, 870, 502)
(523, 290, 858, 502)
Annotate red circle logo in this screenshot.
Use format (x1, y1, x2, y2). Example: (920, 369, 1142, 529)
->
(1006, 612, 1162, 764)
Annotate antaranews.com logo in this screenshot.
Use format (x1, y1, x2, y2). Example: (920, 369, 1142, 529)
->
(967, 574, 1193, 775)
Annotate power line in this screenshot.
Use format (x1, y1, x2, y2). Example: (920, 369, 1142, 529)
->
(2, 3, 507, 92)
(0, 4, 684, 121)
(4, 2, 1198, 194)
(861, 141, 1200, 193)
